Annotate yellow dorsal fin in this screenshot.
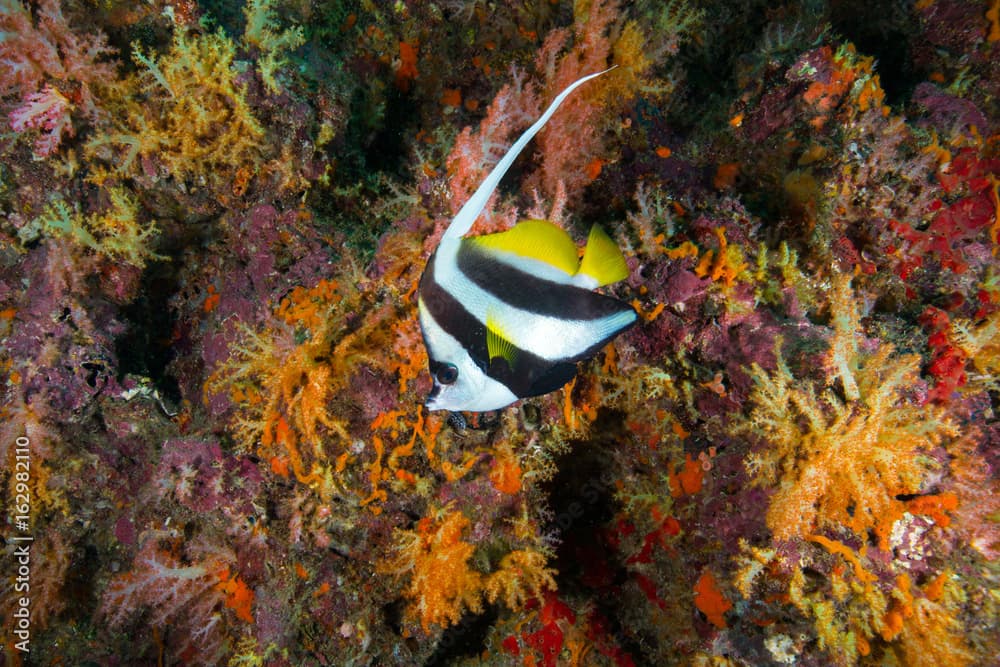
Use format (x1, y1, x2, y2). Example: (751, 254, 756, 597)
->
(468, 219, 579, 276)
(486, 310, 518, 368)
(577, 225, 628, 286)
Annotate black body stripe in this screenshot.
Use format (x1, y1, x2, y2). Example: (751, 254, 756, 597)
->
(420, 253, 489, 364)
(456, 243, 632, 321)
(420, 252, 636, 398)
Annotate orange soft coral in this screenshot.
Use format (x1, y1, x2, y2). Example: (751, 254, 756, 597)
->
(485, 548, 558, 611)
(896, 583, 975, 667)
(205, 278, 383, 501)
(383, 507, 558, 631)
(382, 509, 484, 631)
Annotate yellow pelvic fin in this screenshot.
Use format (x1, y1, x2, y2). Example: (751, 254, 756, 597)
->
(578, 225, 629, 286)
(486, 310, 518, 368)
(468, 219, 579, 276)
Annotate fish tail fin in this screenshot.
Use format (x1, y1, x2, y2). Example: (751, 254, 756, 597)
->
(575, 225, 629, 288)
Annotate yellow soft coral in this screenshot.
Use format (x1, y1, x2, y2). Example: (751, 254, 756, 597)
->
(22, 188, 162, 267)
(86, 26, 263, 185)
(243, 0, 305, 95)
(485, 549, 557, 610)
(951, 310, 1000, 392)
(747, 279, 958, 546)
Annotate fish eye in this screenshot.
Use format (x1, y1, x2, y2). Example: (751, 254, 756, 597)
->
(436, 363, 459, 385)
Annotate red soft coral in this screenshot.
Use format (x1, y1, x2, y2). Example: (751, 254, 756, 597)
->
(889, 148, 1000, 277)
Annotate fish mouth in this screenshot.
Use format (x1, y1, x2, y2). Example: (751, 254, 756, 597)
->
(425, 384, 442, 410)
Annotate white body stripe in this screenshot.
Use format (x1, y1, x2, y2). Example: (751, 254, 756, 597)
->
(433, 238, 633, 361)
(484, 249, 576, 286)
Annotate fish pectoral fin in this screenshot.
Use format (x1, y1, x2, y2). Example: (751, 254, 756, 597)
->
(486, 310, 519, 369)
(470, 219, 580, 276)
(575, 225, 629, 288)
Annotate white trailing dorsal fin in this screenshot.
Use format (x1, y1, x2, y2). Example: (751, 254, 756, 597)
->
(441, 66, 617, 244)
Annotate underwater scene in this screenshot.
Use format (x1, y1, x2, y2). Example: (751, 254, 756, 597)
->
(1, 0, 998, 664)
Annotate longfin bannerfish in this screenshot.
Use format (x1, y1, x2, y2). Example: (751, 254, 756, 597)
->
(418, 67, 637, 413)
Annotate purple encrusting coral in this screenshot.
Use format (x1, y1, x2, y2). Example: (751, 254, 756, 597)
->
(0, 1, 997, 665)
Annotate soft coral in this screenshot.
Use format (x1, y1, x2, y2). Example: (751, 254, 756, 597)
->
(102, 536, 235, 663)
(1, 0, 116, 155)
(747, 279, 959, 547)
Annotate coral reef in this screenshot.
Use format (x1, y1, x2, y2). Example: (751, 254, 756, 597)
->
(0, 0, 997, 665)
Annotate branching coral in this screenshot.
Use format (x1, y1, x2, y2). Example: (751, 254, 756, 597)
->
(383, 507, 558, 632)
(9, 83, 74, 158)
(243, 0, 306, 95)
(205, 278, 370, 500)
(951, 309, 1000, 392)
(747, 278, 958, 547)
(442, 68, 541, 239)
(526, 0, 674, 202)
(485, 548, 558, 611)
(1, 0, 116, 156)
(86, 25, 263, 185)
(895, 581, 975, 667)
(439, 0, 698, 244)
(102, 536, 236, 663)
(18, 188, 163, 268)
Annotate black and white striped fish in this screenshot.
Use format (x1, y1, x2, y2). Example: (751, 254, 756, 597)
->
(418, 68, 636, 413)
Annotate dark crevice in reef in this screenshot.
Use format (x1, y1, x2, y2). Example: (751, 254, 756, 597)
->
(542, 408, 649, 663)
(424, 607, 498, 666)
(114, 257, 182, 405)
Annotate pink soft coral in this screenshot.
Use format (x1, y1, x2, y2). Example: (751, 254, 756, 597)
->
(102, 536, 234, 663)
(525, 0, 621, 201)
(9, 84, 73, 157)
(437, 67, 540, 246)
(0, 0, 116, 103)
(1, 0, 116, 156)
